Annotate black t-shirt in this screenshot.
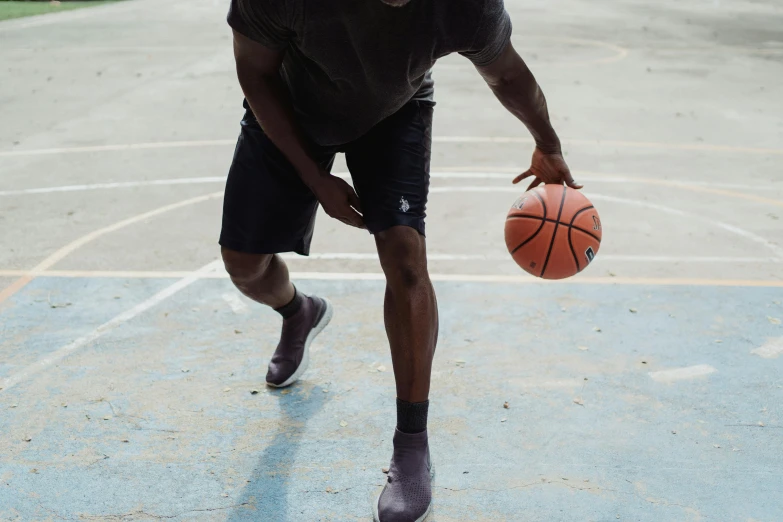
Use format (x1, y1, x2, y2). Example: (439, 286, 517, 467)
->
(228, 0, 512, 146)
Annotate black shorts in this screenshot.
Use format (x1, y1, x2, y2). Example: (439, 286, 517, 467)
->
(219, 99, 433, 255)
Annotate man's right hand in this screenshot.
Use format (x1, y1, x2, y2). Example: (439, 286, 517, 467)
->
(310, 173, 365, 229)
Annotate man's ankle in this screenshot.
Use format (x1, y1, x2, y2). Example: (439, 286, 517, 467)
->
(275, 286, 304, 319)
(396, 398, 429, 434)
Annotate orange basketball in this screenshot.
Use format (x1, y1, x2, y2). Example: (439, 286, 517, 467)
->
(504, 185, 602, 280)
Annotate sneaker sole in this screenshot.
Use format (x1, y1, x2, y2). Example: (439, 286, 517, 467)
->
(372, 467, 435, 522)
(266, 298, 333, 389)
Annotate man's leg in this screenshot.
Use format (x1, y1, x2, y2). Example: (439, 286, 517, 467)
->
(344, 99, 438, 522)
(219, 103, 334, 388)
(374, 227, 438, 404)
(371, 227, 438, 522)
(221, 249, 294, 309)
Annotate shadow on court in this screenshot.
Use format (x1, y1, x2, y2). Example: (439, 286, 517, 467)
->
(228, 383, 329, 522)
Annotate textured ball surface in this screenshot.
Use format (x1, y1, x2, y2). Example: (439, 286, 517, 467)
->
(505, 185, 602, 280)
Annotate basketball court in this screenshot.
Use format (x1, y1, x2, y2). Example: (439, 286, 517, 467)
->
(1, 0, 782, 520)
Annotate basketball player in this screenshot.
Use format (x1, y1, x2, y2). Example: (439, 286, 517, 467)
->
(221, 0, 579, 519)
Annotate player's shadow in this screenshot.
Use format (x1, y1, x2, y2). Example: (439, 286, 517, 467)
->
(227, 383, 327, 522)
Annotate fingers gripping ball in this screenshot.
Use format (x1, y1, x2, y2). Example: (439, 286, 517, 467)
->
(505, 185, 602, 280)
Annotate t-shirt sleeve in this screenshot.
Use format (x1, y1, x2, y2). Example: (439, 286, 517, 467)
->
(459, 0, 513, 67)
(227, 0, 294, 50)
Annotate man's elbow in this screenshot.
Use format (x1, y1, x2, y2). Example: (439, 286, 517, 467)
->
(477, 44, 527, 89)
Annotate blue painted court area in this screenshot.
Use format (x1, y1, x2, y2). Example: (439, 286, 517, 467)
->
(1, 277, 781, 521)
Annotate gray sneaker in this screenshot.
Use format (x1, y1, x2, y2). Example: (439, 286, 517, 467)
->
(265, 296, 332, 388)
(373, 429, 434, 522)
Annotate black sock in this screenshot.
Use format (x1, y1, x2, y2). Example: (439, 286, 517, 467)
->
(275, 287, 304, 319)
(396, 398, 429, 434)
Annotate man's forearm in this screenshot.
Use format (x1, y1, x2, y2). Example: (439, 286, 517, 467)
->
(236, 69, 323, 187)
(479, 48, 561, 154)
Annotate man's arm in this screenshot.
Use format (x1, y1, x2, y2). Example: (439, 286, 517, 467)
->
(232, 30, 364, 228)
(475, 42, 582, 190)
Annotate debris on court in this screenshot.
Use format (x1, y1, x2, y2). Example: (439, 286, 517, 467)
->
(573, 398, 584, 406)
(629, 308, 638, 313)
(234, 329, 242, 334)
(767, 317, 781, 325)
(593, 327, 602, 333)
(181, 368, 190, 373)
(339, 420, 348, 427)
(382, 467, 389, 474)
(250, 389, 260, 395)
(376, 365, 387, 372)
(23, 437, 31, 442)
(503, 401, 510, 409)
(223, 387, 231, 392)
(500, 418, 507, 422)
(47, 292, 71, 309)
(578, 346, 589, 351)
(455, 359, 466, 367)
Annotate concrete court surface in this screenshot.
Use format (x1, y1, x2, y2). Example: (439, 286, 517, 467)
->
(1, 0, 782, 520)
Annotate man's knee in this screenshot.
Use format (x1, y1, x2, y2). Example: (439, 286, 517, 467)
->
(221, 247, 273, 285)
(375, 227, 428, 289)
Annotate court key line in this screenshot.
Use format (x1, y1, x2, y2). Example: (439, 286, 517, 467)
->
(0, 261, 222, 394)
(2, 136, 782, 158)
(0, 192, 223, 305)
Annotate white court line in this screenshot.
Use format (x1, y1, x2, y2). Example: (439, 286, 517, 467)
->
(0, 261, 222, 394)
(0, 172, 775, 197)
(432, 137, 783, 155)
(2, 137, 782, 158)
(0, 139, 235, 158)
(648, 365, 717, 382)
(279, 253, 780, 264)
(0, 269, 781, 288)
(428, 186, 783, 260)
(0, 177, 226, 196)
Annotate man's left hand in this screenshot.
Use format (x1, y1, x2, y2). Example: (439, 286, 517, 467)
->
(513, 147, 582, 191)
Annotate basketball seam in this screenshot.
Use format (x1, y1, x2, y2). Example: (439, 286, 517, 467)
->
(507, 215, 602, 243)
(569, 206, 599, 271)
(569, 206, 601, 244)
(540, 188, 568, 278)
(510, 191, 548, 255)
(567, 225, 580, 272)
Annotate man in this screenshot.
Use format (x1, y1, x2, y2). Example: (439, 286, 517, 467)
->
(221, 0, 579, 519)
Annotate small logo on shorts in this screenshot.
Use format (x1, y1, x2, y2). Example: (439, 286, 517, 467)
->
(585, 247, 595, 264)
(399, 197, 410, 213)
